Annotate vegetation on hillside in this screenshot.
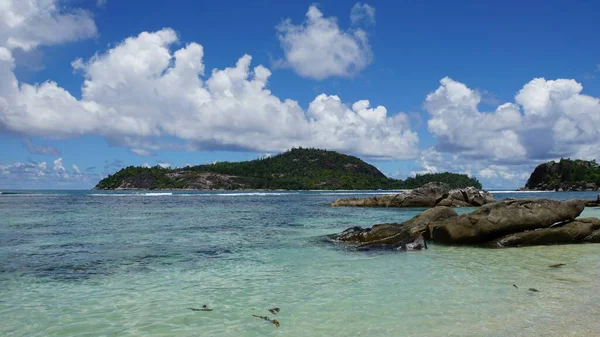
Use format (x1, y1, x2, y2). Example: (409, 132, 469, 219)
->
(525, 159, 600, 190)
(401, 172, 482, 189)
(95, 148, 482, 190)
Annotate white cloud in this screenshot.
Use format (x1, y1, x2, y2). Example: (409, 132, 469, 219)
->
(276, 5, 372, 80)
(72, 164, 82, 175)
(0, 28, 418, 160)
(0, 0, 96, 52)
(0, 159, 95, 188)
(97, 0, 107, 7)
(141, 163, 151, 168)
(424, 77, 600, 164)
(350, 3, 375, 26)
(157, 162, 171, 168)
(53, 157, 65, 171)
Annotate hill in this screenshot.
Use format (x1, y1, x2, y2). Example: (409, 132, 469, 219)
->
(95, 148, 482, 190)
(524, 159, 600, 191)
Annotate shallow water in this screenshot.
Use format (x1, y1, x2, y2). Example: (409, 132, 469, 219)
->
(1, 190, 600, 336)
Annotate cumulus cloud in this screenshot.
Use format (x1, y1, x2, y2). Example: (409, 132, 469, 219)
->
(0, 26, 418, 160)
(0, 158, 94, 188)
(0, 0, 96, 52)
(276, 5, 373, 80)
(424, 77, 600, 164)
(350, 3, 375, 26)
(406, 147, 533, 189)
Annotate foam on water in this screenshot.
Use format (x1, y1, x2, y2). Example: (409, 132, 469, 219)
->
(2, 190, 600, 336)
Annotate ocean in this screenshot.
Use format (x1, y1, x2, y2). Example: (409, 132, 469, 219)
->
(1, 190, 600, 336)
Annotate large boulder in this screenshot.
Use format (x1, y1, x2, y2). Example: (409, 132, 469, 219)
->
(488, 218, 600, 247)
(429, 199, 585, 245)
(328, 206, 458, 250)
(329, 182, 495, 208)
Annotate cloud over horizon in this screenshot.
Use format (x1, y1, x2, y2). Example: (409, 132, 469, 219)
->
(1, 0, 600, 189)
(276, 4, 373, 80)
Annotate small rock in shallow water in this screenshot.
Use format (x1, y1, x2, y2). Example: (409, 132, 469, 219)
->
(528, 288, 540, 292)
(513, 284, 519, 289)
(252, 314, 280, 328)
(188, 305, 213, 312)
(549, 263, 566, 268)
(268, 307, 280, 315)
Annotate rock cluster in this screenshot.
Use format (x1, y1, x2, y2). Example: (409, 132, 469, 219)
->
(329, 182, 495, 208)
(329, 198, 600, 251)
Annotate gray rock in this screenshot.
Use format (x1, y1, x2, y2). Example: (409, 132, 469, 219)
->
(429, 199, 586, 244)
(329, 206, 458, 250)
(489, 218, 600, 247)
(329, 182, 494, 208)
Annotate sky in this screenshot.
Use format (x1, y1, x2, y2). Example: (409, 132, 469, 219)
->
(1, 0, 599, 189)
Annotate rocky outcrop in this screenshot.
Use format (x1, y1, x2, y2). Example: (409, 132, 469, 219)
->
(429, 199, 585, 245)
(328, 206, 458, 251)
(329, 198, 600, 251)
(488, 218, 600, 247)
(329, 183, 495, 208)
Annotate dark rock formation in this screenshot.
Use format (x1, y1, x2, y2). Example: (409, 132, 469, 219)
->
(488, 218, 600, 247)
(328, 206, 458, 250)
(584, 228, 600, 243)
(329, 182, 495, 208)
(329, 198, 600, 251)
(429, 199, 585, 244)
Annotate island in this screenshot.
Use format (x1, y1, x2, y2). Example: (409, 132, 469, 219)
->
(95, 148, 482, 190)
(523, 159, 600, 191)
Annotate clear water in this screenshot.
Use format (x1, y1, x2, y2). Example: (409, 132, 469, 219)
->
(1, 190, 600, 337)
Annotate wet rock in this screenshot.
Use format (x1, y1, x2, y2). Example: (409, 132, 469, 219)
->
(488, 218, 597, 248)
(329, 182, 495, 208)
(329, 206, 458, 249)
(429, 199, 585, 245)
(583, 218, 600, 243)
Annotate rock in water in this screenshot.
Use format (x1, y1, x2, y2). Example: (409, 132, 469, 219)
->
(329, 206, 457, 250)
(329, 182, 495, 208)
(429, 199, 585, 245)
(584, 230, 600, 243)
(488, 218, 599, 247)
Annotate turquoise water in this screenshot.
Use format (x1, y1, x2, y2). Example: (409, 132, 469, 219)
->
(1, 190, 600, 336)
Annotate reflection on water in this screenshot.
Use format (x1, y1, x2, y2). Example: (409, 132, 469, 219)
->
(1, 191, 600, 336)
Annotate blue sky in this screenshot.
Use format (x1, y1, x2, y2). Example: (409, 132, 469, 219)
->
(1, 0, 599, 189)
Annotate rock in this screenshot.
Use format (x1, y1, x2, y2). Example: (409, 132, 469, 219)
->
(429, 199, 586, 245)
(584, 230, 600, 243)
(357, 234, 427, 251)
(583, 219, 600, 243)
(488, 218, 599, 247)
(582, 194, 600, 207)
(328, 206, 458, 250)
(329, 182, 495, 208)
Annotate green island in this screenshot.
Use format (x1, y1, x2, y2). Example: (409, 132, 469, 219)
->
(95, 148, 482, 190)
(524, 158, 600, 191)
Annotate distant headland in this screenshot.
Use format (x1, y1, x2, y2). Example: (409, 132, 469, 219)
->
(95, 148, 482, 190)
(523, 159, 600, 191)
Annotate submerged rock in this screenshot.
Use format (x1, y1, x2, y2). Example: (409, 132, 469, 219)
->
(329, 182, 494, 208)
(429, 199, 585, 245)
